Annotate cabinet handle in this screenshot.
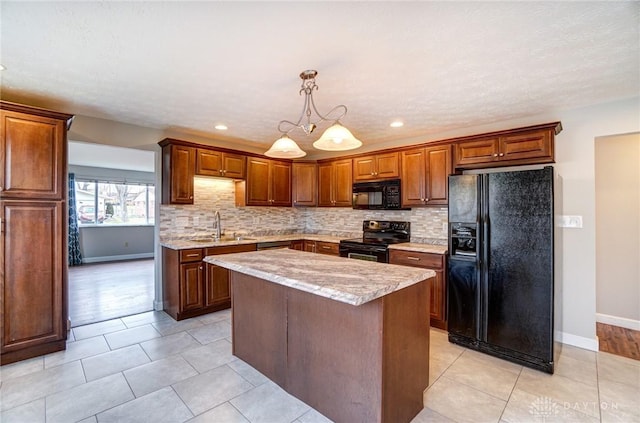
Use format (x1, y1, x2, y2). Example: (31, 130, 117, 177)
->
(321, 246, 331, 250)
(186, 253, 200, 257)
(199, 266, 203, 270)
(189, 196, 193, 199)
(425, 198, 429, 202)
(407, 256, 421, 261)
(493, 153, 499, 157)
(499, 153, 504, 157)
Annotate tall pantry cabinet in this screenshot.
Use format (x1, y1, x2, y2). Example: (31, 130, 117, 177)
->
(0, 101, 74, 365)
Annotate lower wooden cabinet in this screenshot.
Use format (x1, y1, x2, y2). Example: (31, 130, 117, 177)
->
(303, 240, 317, 253)
(389, 250, 447, 330)
(162, 244, 256, 320)
(290, 240, 304, 251)
(1, 200, 67, 364)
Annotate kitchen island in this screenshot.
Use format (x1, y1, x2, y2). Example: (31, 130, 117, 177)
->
(204, 248, 435, 423)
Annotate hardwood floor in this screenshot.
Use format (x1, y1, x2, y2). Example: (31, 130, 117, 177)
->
(597, 322, 640, 361)
(68, 259, 155, 328)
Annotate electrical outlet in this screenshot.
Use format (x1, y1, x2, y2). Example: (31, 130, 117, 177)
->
(442, 222, 448, 233)
(558, 215, 583, 228)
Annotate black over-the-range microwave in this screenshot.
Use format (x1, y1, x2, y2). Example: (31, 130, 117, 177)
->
(352, 179, 406, 210)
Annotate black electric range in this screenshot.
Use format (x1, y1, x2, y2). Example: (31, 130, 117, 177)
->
(339, 220, 410, 262)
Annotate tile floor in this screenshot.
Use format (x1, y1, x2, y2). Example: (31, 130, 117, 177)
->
(1, 309, 639, 423)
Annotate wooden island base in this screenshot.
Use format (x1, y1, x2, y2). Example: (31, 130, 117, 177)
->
(231, 271, 430, 423)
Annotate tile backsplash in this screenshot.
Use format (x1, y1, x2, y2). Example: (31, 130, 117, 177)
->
(160, 177, 448, 244)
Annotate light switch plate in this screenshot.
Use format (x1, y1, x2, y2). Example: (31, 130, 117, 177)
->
(558, 215, 583, 228)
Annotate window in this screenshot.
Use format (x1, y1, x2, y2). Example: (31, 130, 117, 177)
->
(75, 180, 155, 226)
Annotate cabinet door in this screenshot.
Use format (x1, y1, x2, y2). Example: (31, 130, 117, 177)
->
(303, 240, 316, 253)
(246, 157, 271, 206)
(353, 156, 377, 181)
(205, 264, 231, 307)
(292, 163, 317, 207)
(317, 163, 334, 207)
(270, 160, 292, 206)
(180, 262, 204, 312)
(290, 240, 304, 251)
(424, 145, 451, 206)
(453, 138, 499, 168)
(333, 159, 353, 207)
(195, 149, 223, 177)
(1, 110, 66, 200)
(222, 152, 246, 179)
(1, 201, 65, 354)
(163, 144, 195, 204)
(375, 152, 400, 179)
(499, 130, 552, 162)
(430, 270, 446, 329)
(401, 148, 427, 206)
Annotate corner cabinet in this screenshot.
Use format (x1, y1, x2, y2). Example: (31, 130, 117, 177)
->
(160, 141, 195, 204)
(0, 101, 73, 365)
(401, 145, 452, 207)
(453, 122, 562, 170)
(292, 162, 317, 207)
(353, 152, 400, 181)
(389, 250, 447, 330)
(242, 157, 292, 207)
(162, 244, 257, 320)
(318, 159, 352, 207)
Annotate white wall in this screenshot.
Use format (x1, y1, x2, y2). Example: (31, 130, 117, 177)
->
(595, 132, 640, 330)
(79, 226, 155, 263)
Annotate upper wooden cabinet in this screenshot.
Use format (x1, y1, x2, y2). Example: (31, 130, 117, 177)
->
(1, 102, 72, 200)
(161, 142, 195, 204)
(244, 157, 292, 207)
(318, 159, 352, 207)
(401, 145, 452, 207)
(353, 152, 399, 181)
(195, 148, 246, 179)
(292, 162, 317, 207)
(453, 122, 561, 169)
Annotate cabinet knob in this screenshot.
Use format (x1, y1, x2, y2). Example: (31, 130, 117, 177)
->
(493, 153, 499, 157)
(189, 196, 193, 199)
(499, 153, 504, 157)
(425, 198, 429, 202)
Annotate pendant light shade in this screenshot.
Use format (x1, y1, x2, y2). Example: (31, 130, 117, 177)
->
(312, 123, 362, 151)
(265, 135, 307, 158)
(266, 70, 362, 158)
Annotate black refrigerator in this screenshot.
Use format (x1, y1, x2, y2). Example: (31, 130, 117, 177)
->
(447, 167, 554, 373)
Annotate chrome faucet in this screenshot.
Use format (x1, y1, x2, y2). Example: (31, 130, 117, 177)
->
(213, 210, 221, 241)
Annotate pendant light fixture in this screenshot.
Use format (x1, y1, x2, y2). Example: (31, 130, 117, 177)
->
(265, 70, 362, 158)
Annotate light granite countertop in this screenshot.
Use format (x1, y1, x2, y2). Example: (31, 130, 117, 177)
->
(160, 234, 345, 250)
(161, 234, 447, 254)
(204, 248, 436, 306)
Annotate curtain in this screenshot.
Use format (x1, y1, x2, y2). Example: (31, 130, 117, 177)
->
(68, 173, 83, 266)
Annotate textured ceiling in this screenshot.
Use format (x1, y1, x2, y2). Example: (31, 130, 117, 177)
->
(1, 1, 638, 158)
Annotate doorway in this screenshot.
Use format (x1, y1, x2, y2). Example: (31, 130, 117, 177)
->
(594, 132, 640, 360)
(68, 141, 157, 328)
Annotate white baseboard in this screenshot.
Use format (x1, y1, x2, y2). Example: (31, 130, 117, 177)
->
(596, 313, 640, 331)
(554, 330, 599, 352)
(82, 253, 154, 264)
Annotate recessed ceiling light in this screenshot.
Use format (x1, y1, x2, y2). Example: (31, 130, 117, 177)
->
(214, 124, 228, 131)
(390, 121, 404, 128)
